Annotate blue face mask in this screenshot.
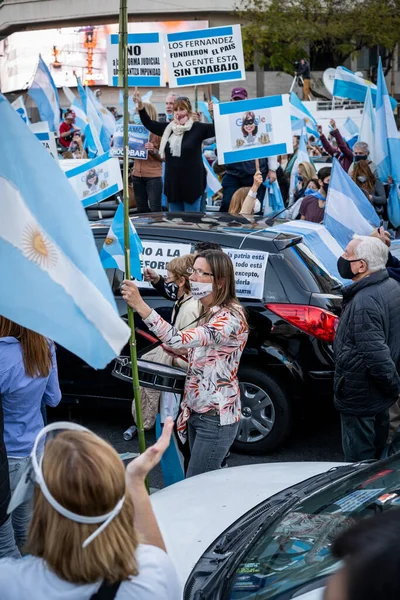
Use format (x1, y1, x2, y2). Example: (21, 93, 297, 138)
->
(167, 113, 174, 122)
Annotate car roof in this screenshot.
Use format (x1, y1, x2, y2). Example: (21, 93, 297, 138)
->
(90, 212, 303, 251)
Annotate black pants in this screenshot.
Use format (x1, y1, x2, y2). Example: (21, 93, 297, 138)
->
(132, 176, 162, 212)
(340, 410, 389, 462)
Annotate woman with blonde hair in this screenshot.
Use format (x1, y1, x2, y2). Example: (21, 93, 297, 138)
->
(293, 162, 317, 203)
(0, 418, 180, 599)
(133, 92, 215, 212)
(0, 317, 61, 558)
(122, 250, 249, 478)
(229, 171, 264, 216)
(132, 102, 163, 213)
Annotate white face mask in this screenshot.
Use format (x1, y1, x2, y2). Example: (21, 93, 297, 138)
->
(190, 281, 213, 300)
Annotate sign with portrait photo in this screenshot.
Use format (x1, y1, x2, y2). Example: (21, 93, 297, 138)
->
(214, 95, 293, 165)
(110, 124, 150, 160)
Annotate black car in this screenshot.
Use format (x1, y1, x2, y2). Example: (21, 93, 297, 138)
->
(57, 213, 342, 454)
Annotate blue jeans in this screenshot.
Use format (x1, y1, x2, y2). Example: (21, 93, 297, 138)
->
(168, 196, 202, 212)
(7, 457, 33, 553)
(186, 412, 239, 478)
(0, 517, 20, 559)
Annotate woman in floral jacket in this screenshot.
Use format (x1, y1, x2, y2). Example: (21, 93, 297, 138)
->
(122, 250, 249, 478)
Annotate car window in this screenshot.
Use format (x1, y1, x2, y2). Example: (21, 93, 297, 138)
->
(284, 244, 341, 295)
(228, 459, 400, 599)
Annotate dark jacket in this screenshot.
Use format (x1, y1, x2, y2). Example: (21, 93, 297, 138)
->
(296, 60, 310, 79)
(333, 270, 400, 416)
(387, 252, 400, 283)
(225, 158, 269, 180)
(0, 397, 10, 527)
(139, 108, 215, 204)
(320, 129, 353, 172)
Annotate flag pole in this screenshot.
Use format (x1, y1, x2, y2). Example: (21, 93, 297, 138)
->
(118, 0, 147, 462)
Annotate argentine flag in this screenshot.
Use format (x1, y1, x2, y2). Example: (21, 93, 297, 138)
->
(0, 94, 130, 369)
(333, 66, 397, 110)
(28, 56, 60, 132)
(358, 87, 376, 163)
(100, 203, 143, 281)
(11, 96, 30, 124)
(77, 78, 108, 157)
(324, 158, 379, 250)
(375, 57, 400, 184)
(263, 180, 285, 217)
(341, 117, 359, 149)
(86, 86, 116, 139)
(290, 92, 319, 137)
(202, 155, 221, 198)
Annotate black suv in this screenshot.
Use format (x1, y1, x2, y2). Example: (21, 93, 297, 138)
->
(57, 213, 342, 453)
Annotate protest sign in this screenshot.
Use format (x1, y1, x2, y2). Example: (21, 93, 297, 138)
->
(165, 25, 245, 88)
(107, 33, 166, 87)
(110, 124, 150, 160)
(137, 241, 192, 288)
(224, 249, 268, 300)
(214, 95, 293, 165)
(30, 122, 58, 160)
(61, 151, 123, 207)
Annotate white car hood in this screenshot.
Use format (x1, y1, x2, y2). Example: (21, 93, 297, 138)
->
(151, 461, 344, 589)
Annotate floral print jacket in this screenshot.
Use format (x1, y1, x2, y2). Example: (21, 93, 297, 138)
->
(143, 305, 249, 442)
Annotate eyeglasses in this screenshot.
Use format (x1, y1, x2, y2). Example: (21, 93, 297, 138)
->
(187, 267, 214, 277)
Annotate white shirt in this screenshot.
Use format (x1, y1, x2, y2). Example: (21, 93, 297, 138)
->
(0, 544, 181, 600)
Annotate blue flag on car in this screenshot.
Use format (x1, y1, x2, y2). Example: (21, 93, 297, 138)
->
(0, 94, 130, 368)
(28, 56, 60, 132)
(324, 158, 380, 250)
(100, 203, 143, 281)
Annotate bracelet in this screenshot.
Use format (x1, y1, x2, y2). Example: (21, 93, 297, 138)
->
(248, 190, 257, 199)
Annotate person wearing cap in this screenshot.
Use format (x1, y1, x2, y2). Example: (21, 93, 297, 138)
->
(219, 87, 278, 213)
(59, 110, 80, 149)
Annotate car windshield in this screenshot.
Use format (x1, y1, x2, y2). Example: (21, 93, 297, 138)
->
(228, 458, 400, 599)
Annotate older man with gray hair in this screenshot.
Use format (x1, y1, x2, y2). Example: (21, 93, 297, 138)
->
(348, 141, 378, 178)
(334, 235, 400, 461)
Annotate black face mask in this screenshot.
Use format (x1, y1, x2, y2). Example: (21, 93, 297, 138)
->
(354, 154, 368, 162)
(337, 256, 362, 280)
(322, 182, 329, 193)
(165, 281, 179, 301)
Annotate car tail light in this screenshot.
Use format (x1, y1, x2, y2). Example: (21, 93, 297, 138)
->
(266, 303, 338, 343)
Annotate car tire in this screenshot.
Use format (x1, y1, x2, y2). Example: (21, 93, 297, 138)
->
(232, 367, 292, 455)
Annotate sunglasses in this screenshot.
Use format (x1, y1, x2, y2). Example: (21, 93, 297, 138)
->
(243, 119, 255, 126)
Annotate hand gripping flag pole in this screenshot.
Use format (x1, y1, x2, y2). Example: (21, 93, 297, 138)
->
(118, 0, 147, 464)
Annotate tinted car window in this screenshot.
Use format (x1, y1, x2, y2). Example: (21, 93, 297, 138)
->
(228, 459, 400, 599)
(284, 243, 341, 294)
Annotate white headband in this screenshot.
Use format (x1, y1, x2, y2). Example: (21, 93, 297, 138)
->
(31, 421, 125, 548)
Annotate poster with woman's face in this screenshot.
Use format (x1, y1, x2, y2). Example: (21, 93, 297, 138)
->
(230, 109, 274, 149)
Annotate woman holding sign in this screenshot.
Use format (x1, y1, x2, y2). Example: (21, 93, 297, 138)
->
(133, 92, 215, 212)
(122, 250, 248, 478)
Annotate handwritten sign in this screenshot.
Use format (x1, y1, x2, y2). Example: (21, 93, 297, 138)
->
(224, 249, 268, 300)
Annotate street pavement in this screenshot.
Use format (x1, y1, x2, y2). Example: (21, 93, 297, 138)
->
(49, 399, 343, 491)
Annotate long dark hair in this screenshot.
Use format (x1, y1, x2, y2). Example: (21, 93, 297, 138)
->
(195, 250, 248, 326)
(241, 111, 258, 138)
(0, 317, 52, 378)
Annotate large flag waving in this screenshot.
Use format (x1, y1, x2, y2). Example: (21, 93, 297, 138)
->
(77, 77, 108, 157)
(28, 56, 60, 132)
(333, 66, 397, 110)
(375, 56, 400, 184)
(324, 158, 380, 249)
(358, 87, 376, 163)
(0, 94, 130, 368)
(100, 203, 143, 281)
(86, 86, 115, 139)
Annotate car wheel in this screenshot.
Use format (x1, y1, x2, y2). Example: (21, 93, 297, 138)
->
(233, 367, 292, 454)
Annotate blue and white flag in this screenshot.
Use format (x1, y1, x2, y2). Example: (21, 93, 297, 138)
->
(263, 180, 285, 217)
(71, 96, 89, 134)
(0, 94, 130, 369)
(272, 220, 344, 283)
(341, 117, 359, 149)
(86, 86, 116, 138)
(387, 184, 400, 229)
(375, 57, 400, 184)
(358, 87, 376, 162)
(100, 203, 143, 281)
(60, 151, 123, 208)
(119, 90, 136, 114)
(290, 92, 319, 136)
(28, 56, 60, 132)
(324, 158, 379, 250)
(333, 65, 397, 110)
(202, 155, 221, 197)
(77, 77, 108, 157)
(289, 124, 310, 204)
(11, 96, 30, 124)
